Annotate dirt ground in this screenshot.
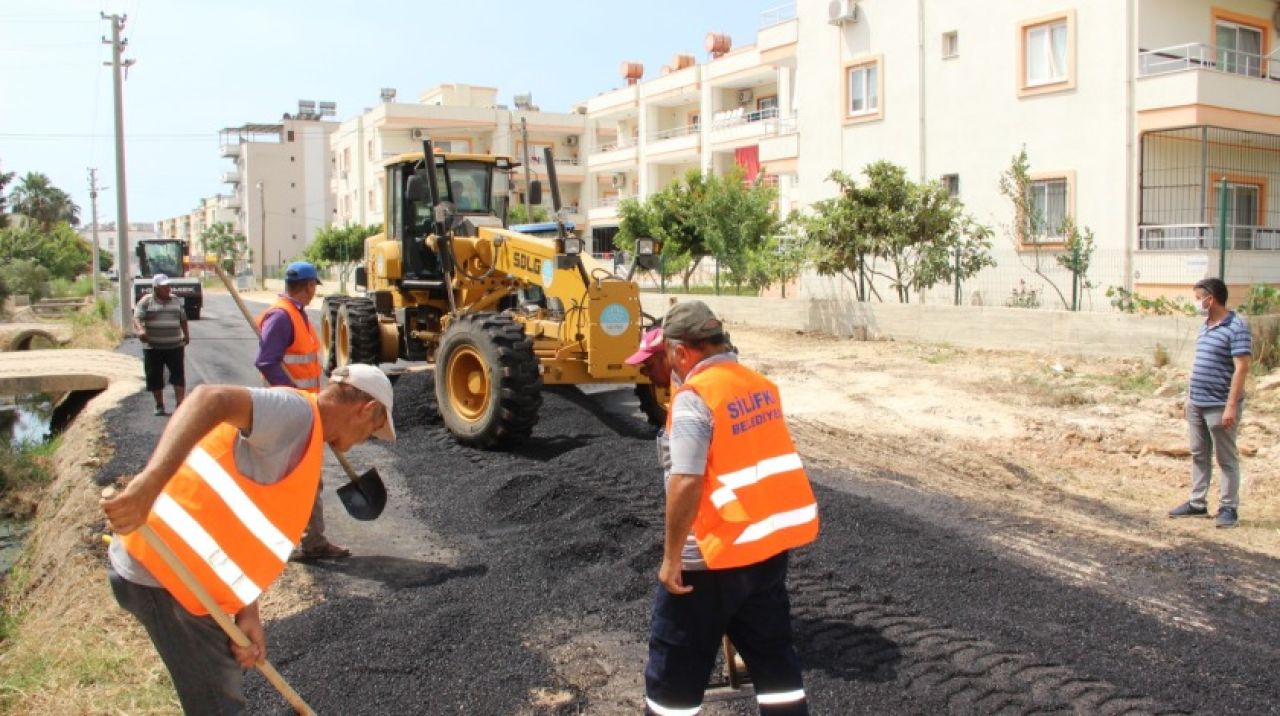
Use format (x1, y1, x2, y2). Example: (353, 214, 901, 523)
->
(731, 325, 1280, 560)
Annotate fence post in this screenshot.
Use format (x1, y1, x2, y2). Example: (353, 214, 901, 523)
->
(1217, 177, 1228, 280)
(715, 256, 721, 296)
(857, 254, 866, 302)
(953, 245, 961, 306)
(1071, 243, 1080, 312)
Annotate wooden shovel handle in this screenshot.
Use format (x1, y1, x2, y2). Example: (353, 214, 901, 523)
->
(331, 448, 360, 481)
(106, 487, 316, 715)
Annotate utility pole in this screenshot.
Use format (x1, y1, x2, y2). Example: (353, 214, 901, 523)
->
(257, 181, 266, 289)
(102, 13, 135, 333)
(87, 168, 102, 299)
(520, 116, 532, 221)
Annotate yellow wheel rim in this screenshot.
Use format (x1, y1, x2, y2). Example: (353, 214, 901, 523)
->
(336, 314, 350, 367)
(322, 313, 334, 365)
(446, 345, 490, 422)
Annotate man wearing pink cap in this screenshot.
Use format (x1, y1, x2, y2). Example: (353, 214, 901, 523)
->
(626, 325, 672, 391)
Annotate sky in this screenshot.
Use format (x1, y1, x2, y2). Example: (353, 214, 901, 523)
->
(0, 0, 780, 224)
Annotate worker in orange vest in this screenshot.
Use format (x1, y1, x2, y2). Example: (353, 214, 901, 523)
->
(101, 365, 395, 714)
(644, 301, 818, 716)
(254, 261, 347, 561)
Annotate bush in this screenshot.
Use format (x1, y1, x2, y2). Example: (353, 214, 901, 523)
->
(49, 276, 93, 298)
(1248, 314, 1280, 374)
(0, 260, 51, 302)
(1237, 285, 1280, 316)
(1105, 286, 1195, 316)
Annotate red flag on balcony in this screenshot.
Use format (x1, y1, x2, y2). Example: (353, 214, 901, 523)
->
(734, 145, 760, 182)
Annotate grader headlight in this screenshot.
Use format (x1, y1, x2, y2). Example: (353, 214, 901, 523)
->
(563, 236, 584, 256)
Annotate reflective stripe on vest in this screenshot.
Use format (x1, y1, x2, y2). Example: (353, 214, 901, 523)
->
(120, 391, 324, 616)
(669, 360, 819, 569)
(256, 298, 322, 394)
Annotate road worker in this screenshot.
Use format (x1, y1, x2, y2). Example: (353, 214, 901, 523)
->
(254, 260, 347, 560)
(644, 300, 818, 716)
(101, 365, 395, 714)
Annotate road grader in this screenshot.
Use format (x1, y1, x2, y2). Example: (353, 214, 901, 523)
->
(325, 141, 666, 447)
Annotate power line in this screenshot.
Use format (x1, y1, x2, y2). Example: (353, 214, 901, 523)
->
(0, 132, 213, 139)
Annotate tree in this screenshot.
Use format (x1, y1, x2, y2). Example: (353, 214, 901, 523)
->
(0, 259, 52, 301)
(507, 203, 550, 225)
(695, 167, 781, 292)
(305, 223, 382, 293)
(0, 222, 92, 280)
(998, 147, 1095, 311)
(199, 222, 249, 273)
(801, 164, 993, 303)
(0, 163, 14, 229)
(9, 172, 80, 231)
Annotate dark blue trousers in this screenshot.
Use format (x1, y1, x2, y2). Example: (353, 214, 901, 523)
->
(645, 551, 808, 715)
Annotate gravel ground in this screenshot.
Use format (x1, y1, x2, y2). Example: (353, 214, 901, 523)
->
(97, 296, 1280, 715)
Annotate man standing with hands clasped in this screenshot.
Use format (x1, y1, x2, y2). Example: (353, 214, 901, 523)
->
(1169, 277, 1251, 528)
(644, 301, 819, 716)
(133, 273, 190, 416)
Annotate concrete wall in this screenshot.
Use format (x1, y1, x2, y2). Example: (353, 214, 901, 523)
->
(639, 292, 1206, 364)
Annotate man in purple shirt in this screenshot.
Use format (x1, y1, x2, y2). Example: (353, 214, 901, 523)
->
(255, 261, 351, 560)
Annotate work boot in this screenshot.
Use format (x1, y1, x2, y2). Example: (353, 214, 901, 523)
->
(1216, 507, 1239, 529)
(289, 541, 352, 562)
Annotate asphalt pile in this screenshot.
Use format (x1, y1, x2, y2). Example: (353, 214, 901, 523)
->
(98, 371, 1278, 714)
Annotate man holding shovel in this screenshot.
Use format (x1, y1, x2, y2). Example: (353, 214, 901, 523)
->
(253, 261, 349, 560)
(101, 365, 395, 714)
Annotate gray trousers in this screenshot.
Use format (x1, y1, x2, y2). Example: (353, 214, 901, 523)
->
(299, 478, 328, 550)
(107, 563, 245, 715)
(1187, 402, 1242, 510)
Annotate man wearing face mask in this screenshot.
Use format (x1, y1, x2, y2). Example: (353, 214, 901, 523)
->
(1169, 278, 1251, 528)
(644, 301, 818, 716)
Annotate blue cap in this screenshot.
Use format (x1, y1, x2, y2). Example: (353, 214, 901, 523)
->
(284, 261, 322, 284)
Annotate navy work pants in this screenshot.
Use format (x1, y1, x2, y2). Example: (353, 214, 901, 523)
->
(645, 551, 808, 715)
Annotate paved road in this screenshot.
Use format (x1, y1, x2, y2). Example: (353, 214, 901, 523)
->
(99, 294, 1279, 714)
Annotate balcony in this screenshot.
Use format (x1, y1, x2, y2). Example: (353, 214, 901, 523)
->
(528, 155, 586, 182)
(221, 196, 241, 210)
(588, 196, 624, 224)
(220, 143, 241, 159)
(221, 170, 241, 185)
(759, 2, 795, 28)
(646, 123, 701, 159)
(759, 4, 798, 65)
(588, 137, 638, 168)
(709, 108, 793, 147)
(1137, 43, 1280, 128)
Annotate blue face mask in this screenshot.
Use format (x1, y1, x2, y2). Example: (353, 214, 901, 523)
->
(1196, 298, 1210, 316)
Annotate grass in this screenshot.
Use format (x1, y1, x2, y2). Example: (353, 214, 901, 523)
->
(48, 277, 95, 299)
(923, 344, 961, 364)
(1095, 367, 1159, 395)
(0, 438, 58, 494)
(1000, 371, 1095, 407)
(65, 299, 121, 350)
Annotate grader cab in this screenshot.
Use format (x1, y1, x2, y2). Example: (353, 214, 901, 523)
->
(326, 141, 665, 447)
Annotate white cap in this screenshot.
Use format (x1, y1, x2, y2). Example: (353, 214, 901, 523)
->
(152, 273, 171, 286)
(328, 364, 396, 442)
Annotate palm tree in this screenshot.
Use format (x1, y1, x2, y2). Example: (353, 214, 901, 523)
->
(0, 164, 13, 227)
(9, 172, 80, 231)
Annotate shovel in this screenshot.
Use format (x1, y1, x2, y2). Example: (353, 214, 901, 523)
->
(332, 450, 387, 521)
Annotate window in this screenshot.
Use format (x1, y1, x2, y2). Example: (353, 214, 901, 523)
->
(1029, 178, 1069, 240)
(757, 95, 779, 112)
(942, 31, 959, 59)
(287, 130, 295, 142)
(368, 189, 376, 211)
(942, 174, 960, 197)
(845, 59, 881, 120)
(367, 139, 375, 161)
(1026, 21, 1068, 85)
(1216, 21, 1264, 77)
(689, 112, 700, 131)
(1019, 12, 1075, 96)
(342, 148, 351, 172)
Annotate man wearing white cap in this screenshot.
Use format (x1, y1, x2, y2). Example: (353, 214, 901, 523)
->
(133, 273, 190, 416)
(101, 363, 395, 713)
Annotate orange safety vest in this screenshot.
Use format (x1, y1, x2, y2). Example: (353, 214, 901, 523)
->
(668, 360, 819, 569)
(256, 297, 322, 392)
(120, 391, 325, 616)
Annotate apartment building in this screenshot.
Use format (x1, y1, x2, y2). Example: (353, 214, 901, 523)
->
(581, 0, 1280, 305)
(581, 17, 800, 254)
(330, 85, 586, 230)
(219, 103, 338, 278)
(156, 194, 237, 255)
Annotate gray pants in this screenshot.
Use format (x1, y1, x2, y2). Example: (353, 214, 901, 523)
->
(300, 478, 328, 551)
(107, 564, 245, 715)
(1187, 402, 1242, 510)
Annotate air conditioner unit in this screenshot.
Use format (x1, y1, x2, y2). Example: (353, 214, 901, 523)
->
(410, 128, 426, 139)
(829, 0, 859, 25)
(611, 173, 627, 189)
(565, 134, 579, 147)
(736, 89, 754, 104)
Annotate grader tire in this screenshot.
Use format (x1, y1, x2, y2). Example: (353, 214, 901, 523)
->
(321, 296, 351, 374)
(435, 313, 542, 449)
(335, 298, 380, 368)
(636, 382, 669, 427)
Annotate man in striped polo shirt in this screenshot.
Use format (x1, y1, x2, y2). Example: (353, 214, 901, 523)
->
(1169, 278, 1251, 528)
(133, 274, 190, 417)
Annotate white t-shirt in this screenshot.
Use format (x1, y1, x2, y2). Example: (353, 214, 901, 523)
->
(108, 388, 316, 587)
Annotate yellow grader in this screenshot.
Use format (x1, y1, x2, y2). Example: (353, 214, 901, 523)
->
(326, 141, 666, 447)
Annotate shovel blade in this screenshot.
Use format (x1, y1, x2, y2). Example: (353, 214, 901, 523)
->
(337, 469, 387, 521)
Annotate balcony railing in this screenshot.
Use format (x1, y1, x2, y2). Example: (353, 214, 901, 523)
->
(595, 136, 637, 153)
(712, 106, 781, 129)
(221, 171, 241, 184)
(219, 143, 241, 159)
(647, 123, 700, 142)
(1139, 224, 1280, 251)
(594, 196, 624, 209)
(1139, 43, 1280, 81)
(528, 156, 582, 167)
(760, 2, 796, 28)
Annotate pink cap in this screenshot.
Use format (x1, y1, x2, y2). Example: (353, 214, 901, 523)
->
(625, 326, 665, 365)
